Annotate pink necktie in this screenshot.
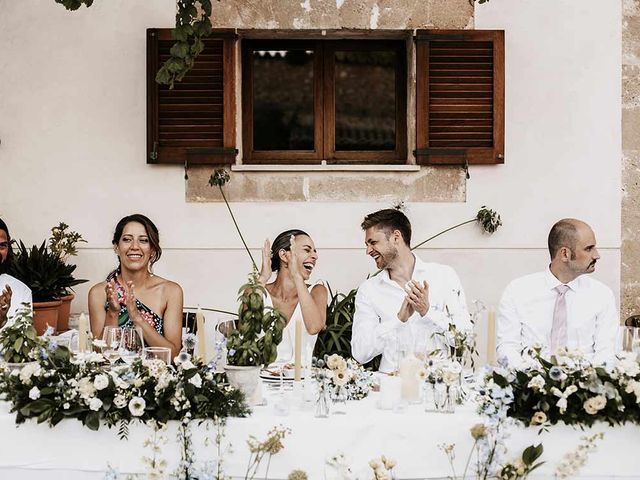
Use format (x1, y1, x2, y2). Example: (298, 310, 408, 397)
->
(550, 284, 570, 353)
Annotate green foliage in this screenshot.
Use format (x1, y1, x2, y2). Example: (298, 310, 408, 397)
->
(0, 306, 43, 363)
(476, 206, 502, 234)
(155, 0, 214, 89)
(54, 0, 94, 10)
(9, 241, 87, 302)
(48, 222, 87, 262)
(227, 272, 286, 367)
(0, 349, 250, 431)
(314, 284, 356, 359)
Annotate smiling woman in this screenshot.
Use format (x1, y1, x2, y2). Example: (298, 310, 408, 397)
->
(88, 214, 183, 359)
(257, 229, 328, 365)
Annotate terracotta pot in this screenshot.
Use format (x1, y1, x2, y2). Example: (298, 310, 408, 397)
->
(224, 365, 263, 405)
(57, 293, 75, 332)
(33, 299, 62, 335)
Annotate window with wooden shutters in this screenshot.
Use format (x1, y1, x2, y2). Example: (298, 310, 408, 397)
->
(415, 30, 504, 166)
(147, 29, 237, 165)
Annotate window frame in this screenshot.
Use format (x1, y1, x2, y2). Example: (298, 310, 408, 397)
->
(241, 38, 408, 165)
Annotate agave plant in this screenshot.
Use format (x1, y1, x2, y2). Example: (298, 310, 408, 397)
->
(9, 241, 87, 303)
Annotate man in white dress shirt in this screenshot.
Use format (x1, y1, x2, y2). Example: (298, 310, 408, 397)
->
(0, 218, 32, 330)
(497, 218, 618, 366)
(351, 209, 470, 373)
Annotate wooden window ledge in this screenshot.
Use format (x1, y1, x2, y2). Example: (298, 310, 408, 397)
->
(231, 163, 421, 172)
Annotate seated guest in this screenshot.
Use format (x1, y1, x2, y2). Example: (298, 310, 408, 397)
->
(351, 209, 470, 373)
(258, 230, 327, 364)
(497, 219, 618, 366)
(88, 214, 183, 358)
(0, 218, 32, 329)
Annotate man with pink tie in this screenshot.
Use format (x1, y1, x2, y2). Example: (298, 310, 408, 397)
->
(497, 219, 618, 367)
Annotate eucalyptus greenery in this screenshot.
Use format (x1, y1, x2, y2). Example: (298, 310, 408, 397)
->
(0, 306, 43, 363)
(53, 0, 215, 89)
(227, 272, 286, 367)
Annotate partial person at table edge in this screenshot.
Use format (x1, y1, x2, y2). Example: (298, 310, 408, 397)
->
(351, 208, 470, 374)
(496, 218, 618, 367)
(257, 229, 327, 365)
(0, 217, 32, 330)
(88, 214, 183, 358)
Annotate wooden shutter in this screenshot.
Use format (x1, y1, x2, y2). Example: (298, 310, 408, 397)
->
(147, 29, 237, 165)
(415, 30, 504, 165)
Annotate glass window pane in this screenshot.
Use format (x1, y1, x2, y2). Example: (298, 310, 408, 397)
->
(252, 49, 315, 151)
(334, 50, 397, 151)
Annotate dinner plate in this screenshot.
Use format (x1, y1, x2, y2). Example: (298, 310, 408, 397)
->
(260, 367, 305, 381)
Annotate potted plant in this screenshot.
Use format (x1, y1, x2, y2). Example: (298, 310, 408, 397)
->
(48, 222, 87, 331)
(224, 271, 286, 404)
(9, 241, 86, 335)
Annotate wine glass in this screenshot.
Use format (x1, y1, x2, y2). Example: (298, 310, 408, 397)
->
(142, 346, 172, 364)
(103, 327, 123, 366)
(119, 327, 144, 365)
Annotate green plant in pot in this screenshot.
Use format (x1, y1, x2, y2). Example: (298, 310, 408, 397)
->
(224, 271, 286, 404)
(9, 241, 86, 335)
(48, 223, 87, 331)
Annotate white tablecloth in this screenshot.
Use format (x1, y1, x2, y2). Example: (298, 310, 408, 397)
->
(1, 386, 640, 479)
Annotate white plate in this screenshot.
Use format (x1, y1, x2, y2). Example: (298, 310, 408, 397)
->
(260, 367, 305, 381)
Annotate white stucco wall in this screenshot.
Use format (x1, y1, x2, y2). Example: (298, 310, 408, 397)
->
(0, 0, 621, 360)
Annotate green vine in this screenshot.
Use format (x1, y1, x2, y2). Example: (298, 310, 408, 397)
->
(54, 0, 214, 89)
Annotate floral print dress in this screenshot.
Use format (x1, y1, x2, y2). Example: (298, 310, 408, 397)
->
(104, 272, 164, 335)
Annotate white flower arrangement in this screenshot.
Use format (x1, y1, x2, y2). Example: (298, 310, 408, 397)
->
(318, 354, 374, 401)
(477, 346, 640, 427)
(0, 345, 249, 434)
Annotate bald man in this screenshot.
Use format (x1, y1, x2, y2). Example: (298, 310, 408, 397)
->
(496, 219, 618, 366)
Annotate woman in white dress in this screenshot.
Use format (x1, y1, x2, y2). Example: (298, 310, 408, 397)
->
(258, 229, 327, 364)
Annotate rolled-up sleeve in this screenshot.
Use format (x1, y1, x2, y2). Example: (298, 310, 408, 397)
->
(496, 282, 523, 367)
(351, 283, 402, 365)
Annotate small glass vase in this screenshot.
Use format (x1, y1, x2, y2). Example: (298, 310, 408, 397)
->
(433, 383, 456, 413)
(315, 385, 330, 418)
(331, 385, 348, 415)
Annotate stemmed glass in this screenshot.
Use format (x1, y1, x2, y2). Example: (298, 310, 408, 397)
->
(103, 327, 123, 367)
(119, 327, 144, 365)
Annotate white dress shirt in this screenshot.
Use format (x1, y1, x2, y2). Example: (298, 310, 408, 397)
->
(0, 273, 32, 330)
(496, 268, 618, 366)
(351, 255, 470, 373)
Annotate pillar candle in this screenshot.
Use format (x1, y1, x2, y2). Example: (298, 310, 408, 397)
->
(487, 308, 496, 365)
(399, 354, 421, 403)
(78, 313, 88, 353)
(196, 307, 206, 361)
(294, 318, 302, 381)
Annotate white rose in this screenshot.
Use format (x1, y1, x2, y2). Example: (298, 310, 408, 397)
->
(78, 377, 96, 398)
(128, 396, 146, 417)
(188, 373, 202, 388)
(89, 397, 103, 411)
(527, 375, 546, 391)
(180, 360, 196, 370)
(93, 374, 110, 391)
(442, 370, 459, 386)
(28, 386, 40, 400)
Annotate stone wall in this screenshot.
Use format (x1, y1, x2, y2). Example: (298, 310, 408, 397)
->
(186, 0, 474, 203)
(622, 0, 640, 319)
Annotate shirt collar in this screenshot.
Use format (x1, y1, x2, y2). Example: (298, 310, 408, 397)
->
(379, 254, 426, 284)
(544, 266, 582, 292)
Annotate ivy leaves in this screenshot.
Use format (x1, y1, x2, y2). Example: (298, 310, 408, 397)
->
(156, 0, 214, 89)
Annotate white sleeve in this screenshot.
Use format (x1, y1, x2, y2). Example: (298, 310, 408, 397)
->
(417, 267, 471, 331)
(592, 287, 618, 364)
(351, 283, 403, 365)
(496, 282, 523, 367)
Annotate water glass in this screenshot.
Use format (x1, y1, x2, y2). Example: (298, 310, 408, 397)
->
(621, 326, 640, 354)
(119, 327, 144, 365)
(142, 346, 172, 364)
(103, 327, 123, 365)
